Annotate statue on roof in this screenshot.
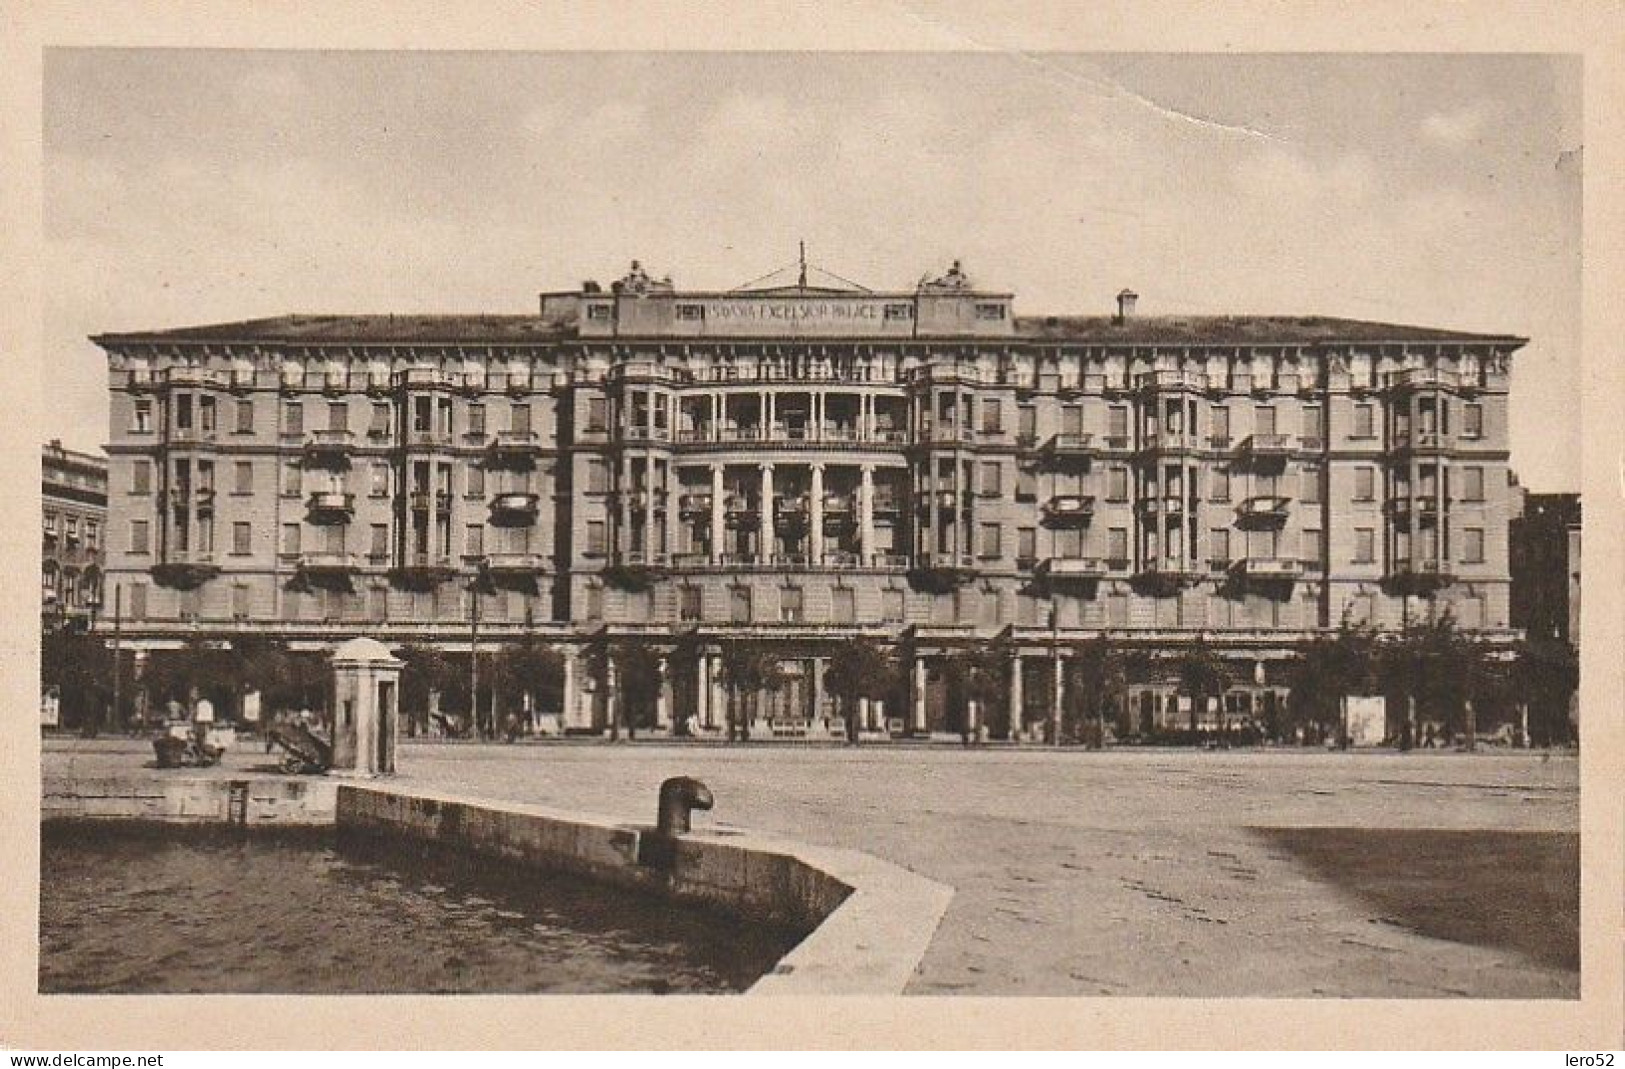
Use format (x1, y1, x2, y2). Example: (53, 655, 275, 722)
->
(920, 259, 973, 292)
(612, 260, 674, 296)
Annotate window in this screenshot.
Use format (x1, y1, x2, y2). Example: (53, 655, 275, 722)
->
(464, 524, 484, 557)
(232, 584, 250, 620)
(831, 586, 856, 624)
(369, 586, 389, 621)
(370, 402, 391, 437)
(1018, 403, 1036, 440)
(232, 461, 253, 494)
(1462, 403, 1484, 439)
(675, 304, 705, 321)
(467, 466, 485, 498)
(84, 521, 99, 550)
(1462, 466, 1485, 502)
(282, 462, 302, 497)
(981, 399, 1002, 435)
(284, 401, 303, 435)
(884, 303, 913, 321)
(1108, 527, 1129, 563)
(1016, 469, 1037, 501)
(882, 588, 905, 623)
(129, 583, 147, 619)
(132, 400, 153, 433)
(1254, 406, 1277, 436)
(1302, 528, 1322, 569)
(581, 584, 603, 620)
(231, 522, 251, 555)
(1462, 528, 1485, 564)
(1107, 405, 1128, 441)
(467, 403, 486, 436)
(1301, 465, 1321, 505)
(1209, 406, 1230, 442)
(586, 458, 610, 493)
(369, 524, 389, 560)
(586, 303, 613, 321)
(978, 461, 1002, 497)
(327, 402, 347, 433)
(131, 460, 151, 495)
(129, 519, 149, 555)
(511, 403, 532, 434)
(979, 522, 1001, 558)
(1353, 527, 1375, 564)
(370, 463, 390, 497)
(586, 520, 607, 556)
(1107, 466, 1129, 502)
(780, 586, 804, 622)
(281, 523, 301, 556)
(1210, 528, 1230, 566)
(1017, 526, 1037, 564)
(1354, 466, 1375, 502)
(730, 586, 752, 624)
(1302, 405, 1323, 442)
(1209, 468, 1230, 503)
(679, 586, 702, 622)
(1352, 403, 1375, 439)
(231, 399, 254, 434)
(974, 302, 1006, 320)
(586, 397, 608, 432)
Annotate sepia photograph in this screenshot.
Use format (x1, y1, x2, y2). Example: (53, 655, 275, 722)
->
(6, 3, 1623, 1053)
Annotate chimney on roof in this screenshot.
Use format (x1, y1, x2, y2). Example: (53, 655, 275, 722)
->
(1114, 288, 1138, 324)
(583, 281, 601, 294)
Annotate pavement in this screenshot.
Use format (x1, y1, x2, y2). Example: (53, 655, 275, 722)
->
(40, 735, 1580, 998)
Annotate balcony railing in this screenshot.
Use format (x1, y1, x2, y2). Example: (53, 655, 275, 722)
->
(408, 490, 452, 512)
(1229, 557, 1304, 581)
(303, 429, 356, 457)
(1389, 429, 1444, 452)
(1137, 496, 1187, 517)
(306, 491, 356, 520)
(1135, 369, 1209, 393)
(489, 492, 540, 523)
(1035, 557, 1107, 581)
(1041, 494, 1096, 525)
(1235, 495, 1292, 526)
(915, 552, 977, 572)
(1039, 432, 1095, 460)
(678, 492, 713, 515)
(403, 429, 454, 449)
(1385, 368, 1459, 392)
(488, 430, 542, 456)
(299, 551, 359, 573)
(1234, 433, 1292, 459)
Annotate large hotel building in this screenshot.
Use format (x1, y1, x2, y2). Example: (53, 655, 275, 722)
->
(94, 260, 1523, 738)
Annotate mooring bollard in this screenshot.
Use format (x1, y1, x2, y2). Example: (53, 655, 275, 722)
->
(656, 776, 714, 836)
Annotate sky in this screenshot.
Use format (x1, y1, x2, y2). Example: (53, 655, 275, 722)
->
(41, 50, 1582, 490)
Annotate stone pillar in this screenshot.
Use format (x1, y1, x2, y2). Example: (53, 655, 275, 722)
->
(698, 653, 713, 728)
(760, 462, 776, 563)
(710, 464, 726, 564)
(642, 457, 656, 560)
(329, 637, 404, 777)
(712, 392, 723, 441)
(662, 460, 676, 558)
(810, 463, 826, 564)
(813, 656, 827, 727)
(562, 646, 581, 728)
(655, 656, 670, 730)
(860, 464, 875, 563)
(912, 653, 928, 733)
(1009, 653, 1024, 741)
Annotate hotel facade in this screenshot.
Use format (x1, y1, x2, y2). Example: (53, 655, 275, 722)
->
(94, 260, 1523, 738)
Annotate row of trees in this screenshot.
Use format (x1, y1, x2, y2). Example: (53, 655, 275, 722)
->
(43, 616, 1578, 746)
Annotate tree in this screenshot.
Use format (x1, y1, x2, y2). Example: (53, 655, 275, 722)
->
(614, 642, 665, 739)
(1286, 618, 1380, 745)
(489, 638, 564, 725)
(825, 637, 900, 743)
(400, 645, 462, 736)
(1063, 636, 1128, 747)
(40, 630, 113, 733)
(1172, 639, 1232, 737)
(666, 630, 706, 735)
(1510, 635, 1579, 746)
(716, 639, 785, 742)
(941, 638, 1007, 742)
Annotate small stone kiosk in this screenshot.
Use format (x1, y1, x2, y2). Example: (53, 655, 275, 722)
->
(329, 637, 404, 777)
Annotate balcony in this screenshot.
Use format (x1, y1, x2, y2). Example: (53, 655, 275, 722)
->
(302, 429, 355, 462)
(1133, 559, 1201, 593)
(298, 551, 359, 576)
(1038, 432, 1095, 463)
(1137, 495, 1187, 518)
(724, 496, 760, 529)
(821, 493, 854, 516)
(408, 490, 453, 513)
(775, 497, 811, 530)
(1235, 495, 1292, 527)
(1385, 368, 1459, 393)
(911, 552, 978, 586)
(1041, 494, 1095, 526)
(1233, 433, 1292, 462)
(150, 549, 219, 589)
(1135, 369, 1209, 393)
(1388, 558, 1456, 593)
(1388, 429, 1445, 454)
(871, 493, 902, 515)
(620, 424, 673, 444)
(395, 368, 453, 391)
(1136, 431, 1202, 456)
(604, 549, 669, 588)
(395, 553, 458, 585)
(1229, 557, 1304, 582)
(487, 430, 543, 461)
(678, 492, 713, 516)
(1035, 556, 1107, 583)
(608, 361, 689, 386)
(403, 428, 454, 449)
(479, 551, 546, 575)
(1385, 495, 1440, 526)
(306, 491, 356, 523)
(488, 492, 540, 525)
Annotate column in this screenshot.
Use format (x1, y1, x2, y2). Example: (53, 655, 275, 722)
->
(712, 392, 723, 441)
(655, 656, 670, 730)
(709, 654, 728, 729)
(810, 463, 825, 564)
(698, 653, 713, 728)
(662, 461, 676, 558)
(1009, 653, 1024, 741)
(860, 464, 875, 563)
(710, 464, 726, 564)
(643, 457, 656, 561)
(759, 462, 775, 563)
(606, 661, 619, 735)
(618, 454, 632, 558)
(1051, 649, 1065, 745)
(912, 653, 928, 733)
(813, 656, 827, 727)
(562, 647, 580, 728)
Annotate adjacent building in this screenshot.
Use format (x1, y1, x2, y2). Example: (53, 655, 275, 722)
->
(93, 260, 1524, 737)
(1510, 491, 1581, 646)
(42, 440, 107, 634)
